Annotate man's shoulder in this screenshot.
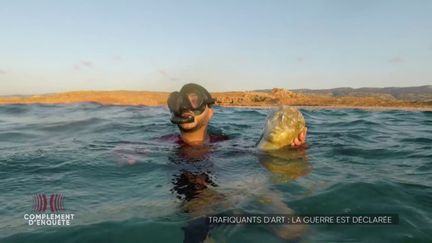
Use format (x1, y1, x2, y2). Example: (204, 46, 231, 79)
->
(157, 134, 183, 144)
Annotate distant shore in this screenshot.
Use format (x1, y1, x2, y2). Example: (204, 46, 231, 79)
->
(222, 105, 432, 111)
(0, 89, 431, 111)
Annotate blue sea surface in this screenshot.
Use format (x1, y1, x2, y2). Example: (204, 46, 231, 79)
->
(0, 104, 431, 242)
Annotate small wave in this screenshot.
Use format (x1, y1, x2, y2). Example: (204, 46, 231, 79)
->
(0, 131, 40, 142)
(34, 117, 106, 132)
(400, 137, 432, 144)
(0, 104, 31, 114)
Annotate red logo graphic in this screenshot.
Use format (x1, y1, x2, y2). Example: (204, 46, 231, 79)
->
(33, 194, 64, 213)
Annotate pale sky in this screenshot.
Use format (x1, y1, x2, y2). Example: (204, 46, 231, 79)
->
(0, 0, 431, 95)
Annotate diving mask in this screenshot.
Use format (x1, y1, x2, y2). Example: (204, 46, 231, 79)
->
(167, 83, 215, 124)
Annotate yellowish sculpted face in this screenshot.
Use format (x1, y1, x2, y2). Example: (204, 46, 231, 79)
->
(258, 106, 306, 151)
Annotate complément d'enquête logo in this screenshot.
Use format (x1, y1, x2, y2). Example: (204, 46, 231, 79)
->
(24, 193, 75, 226)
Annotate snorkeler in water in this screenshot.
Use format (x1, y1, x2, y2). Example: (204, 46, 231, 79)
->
(166, 83, 228, 146)
(167, 83, 307, 147)
(167, 83, 309, 243)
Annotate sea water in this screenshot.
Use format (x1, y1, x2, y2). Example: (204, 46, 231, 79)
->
(0, 104, 431, 242)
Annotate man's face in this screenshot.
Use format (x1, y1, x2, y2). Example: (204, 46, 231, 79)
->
(178, 105, 213, 132)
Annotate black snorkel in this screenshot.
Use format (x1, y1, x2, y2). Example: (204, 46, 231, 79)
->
(170, 114, 195, 124)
